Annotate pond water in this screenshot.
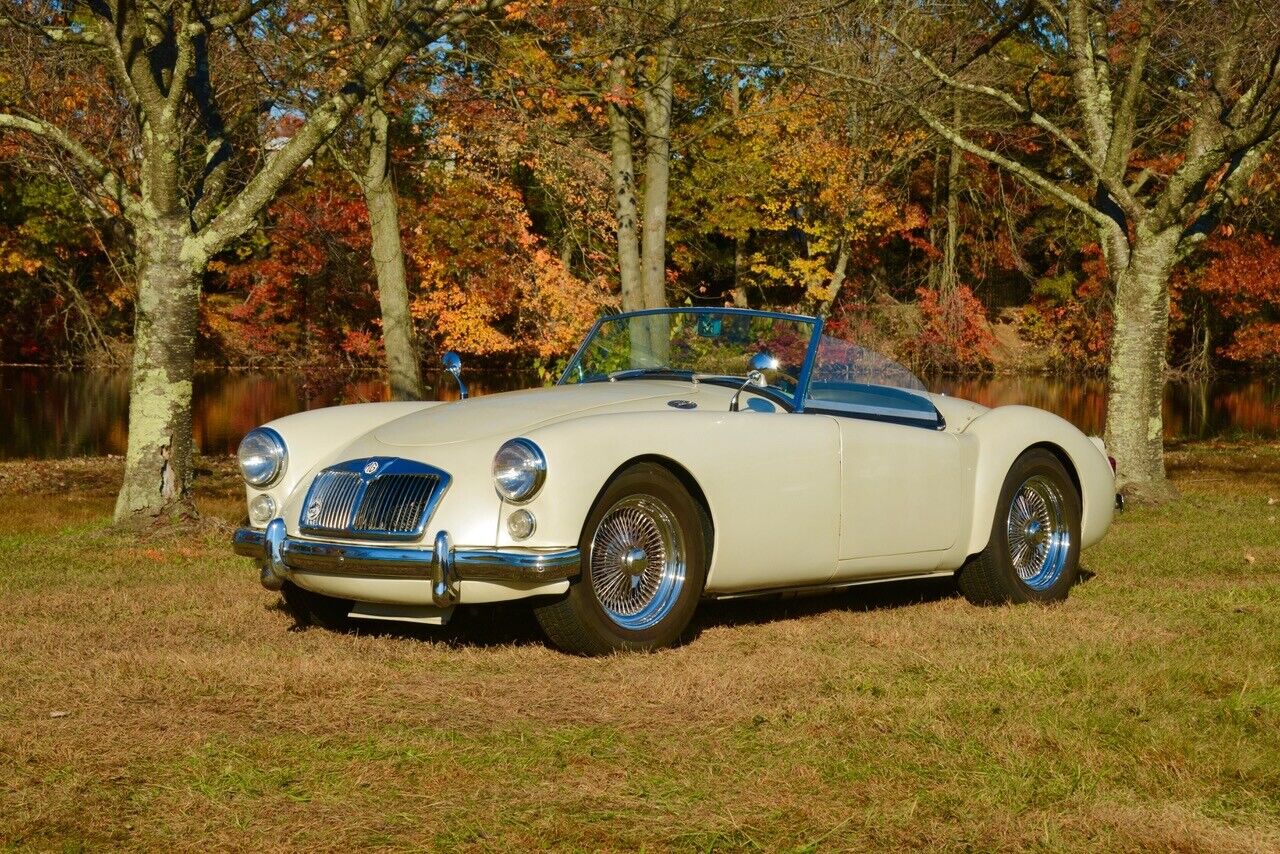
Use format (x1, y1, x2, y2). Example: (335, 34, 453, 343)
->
(1, 367, 1277, 459)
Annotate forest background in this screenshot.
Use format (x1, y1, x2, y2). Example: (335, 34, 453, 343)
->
(2, 0, 1279, 517)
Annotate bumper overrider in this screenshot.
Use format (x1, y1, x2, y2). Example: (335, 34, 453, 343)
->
(233, 519, 580, 607)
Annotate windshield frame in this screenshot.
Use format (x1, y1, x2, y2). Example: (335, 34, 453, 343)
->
(558, 307, 826, 411)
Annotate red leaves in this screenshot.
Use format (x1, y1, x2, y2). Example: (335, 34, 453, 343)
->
(907, 285, 996, 373)
(1018, 244, 1114, 373)
(1184, 234, 1280, 365)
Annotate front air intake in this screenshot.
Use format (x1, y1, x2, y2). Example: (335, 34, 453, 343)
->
(298, 458, 450, 541)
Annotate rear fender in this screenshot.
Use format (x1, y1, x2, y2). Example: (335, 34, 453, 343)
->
(961, 405, 1115, 555)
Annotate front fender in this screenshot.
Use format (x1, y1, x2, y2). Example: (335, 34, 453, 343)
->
(502, 409, 843, 593)
(245, 401, 445, 513)
(961, 405, 1115, 556)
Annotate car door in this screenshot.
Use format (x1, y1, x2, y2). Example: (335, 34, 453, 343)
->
(804, 385, 964, 576)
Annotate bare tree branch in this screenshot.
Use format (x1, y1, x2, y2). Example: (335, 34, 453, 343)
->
(0, 112, 140, 220)
(0, 8, 106, 44)
(187, 0, 510, 264)
(880, 25, 1103, 178)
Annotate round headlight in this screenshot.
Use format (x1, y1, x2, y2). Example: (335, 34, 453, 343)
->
(492, 438, 546, 502)
(238, 428, 287, 487)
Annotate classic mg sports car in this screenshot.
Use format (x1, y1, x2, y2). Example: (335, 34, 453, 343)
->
(232, 307, 1116, 654)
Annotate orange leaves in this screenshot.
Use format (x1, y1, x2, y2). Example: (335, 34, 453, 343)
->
(1224, 322, 1280, 363)
(1192, 234, 1280, 317)
(407, 169, 608, 359)
(0, 245, 43, 276)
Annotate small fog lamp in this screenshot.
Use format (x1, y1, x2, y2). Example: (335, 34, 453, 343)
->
(506, 509, 536, 540)
(249, 494, 277, 526)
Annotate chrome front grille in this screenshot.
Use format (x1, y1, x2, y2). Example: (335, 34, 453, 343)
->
(304, 470, 364, 532)
(353, 474, 441, 532)
(298, 458, 449, 541)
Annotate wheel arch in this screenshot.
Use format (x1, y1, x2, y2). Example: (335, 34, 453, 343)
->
(1027, 441, 1083, 502)
(595, 454, 716, 581)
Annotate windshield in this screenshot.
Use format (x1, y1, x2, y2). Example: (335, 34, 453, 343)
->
(804, 334, 939, 425)
(560, 309, 818, 406)
(810, 335, 927, 391)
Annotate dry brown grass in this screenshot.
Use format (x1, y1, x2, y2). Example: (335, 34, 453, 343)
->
(1, 445, 1278, 851)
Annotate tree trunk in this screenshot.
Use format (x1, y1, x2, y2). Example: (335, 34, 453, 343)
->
(927, 145, 942, 290)
(361, 99, 424, 401)
(639, 15, 675, 311)
(607, 56, 644, 313)
(817, 240, 850, 317)
(940, 92, 961, 296)
(727, 70, 748, 309)
(113, 217, 202, 522)
(1103, 226, 1180, 502)
(731, 238, 748, 307)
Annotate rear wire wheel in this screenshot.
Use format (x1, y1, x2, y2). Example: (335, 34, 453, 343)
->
(535, 463, 708, 655)
(958, 448, 1081, 605)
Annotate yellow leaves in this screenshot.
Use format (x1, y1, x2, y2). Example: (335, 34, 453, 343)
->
(748, 253, 833, 298)
(0, 246, 43, 276)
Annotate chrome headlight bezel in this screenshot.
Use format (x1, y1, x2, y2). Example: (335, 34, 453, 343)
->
(492, 438, 546, 503)
(238, 427, 287, 488)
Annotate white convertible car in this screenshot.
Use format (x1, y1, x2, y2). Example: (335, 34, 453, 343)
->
(233, 307, 1117, 654)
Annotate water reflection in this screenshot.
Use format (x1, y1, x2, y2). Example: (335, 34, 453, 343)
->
(933, 376, 1280, 441)
(1, 367, 1276, 459)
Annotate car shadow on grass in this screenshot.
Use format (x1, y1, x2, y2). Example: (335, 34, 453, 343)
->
(689, 574, 962, 636)
(277, 573, 970, 651)
(271, 598, 549, 648)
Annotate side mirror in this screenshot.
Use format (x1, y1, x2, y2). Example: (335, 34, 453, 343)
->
(442, 351, 468, 400)
(731, 351, 777, 412)
(748, 352, 778, 386)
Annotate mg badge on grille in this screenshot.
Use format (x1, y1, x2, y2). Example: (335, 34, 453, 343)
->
(363, 460, 380, 475)
(305, 499, 323, 524)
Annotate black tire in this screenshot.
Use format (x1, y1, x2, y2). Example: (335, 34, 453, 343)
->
(280, 579, 353, 630)
(958, 448, 1081, 605)
(534, 462, 709, 655)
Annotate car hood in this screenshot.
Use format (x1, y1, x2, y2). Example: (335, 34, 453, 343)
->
(373, 380, 703, 447)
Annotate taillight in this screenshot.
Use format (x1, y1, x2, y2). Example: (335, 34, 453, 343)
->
(1107, 456, 1117, 474)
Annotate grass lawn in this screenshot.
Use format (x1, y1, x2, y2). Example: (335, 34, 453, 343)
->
(1, 444, 1278, 851)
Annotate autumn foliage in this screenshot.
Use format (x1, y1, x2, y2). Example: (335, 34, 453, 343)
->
(906, 286, 997, 372)
(3, 0, 1280, 378)
(1182, 234, 1280, 366)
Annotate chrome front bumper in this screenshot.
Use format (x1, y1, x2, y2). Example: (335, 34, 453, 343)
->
(233, 519, 580, 606)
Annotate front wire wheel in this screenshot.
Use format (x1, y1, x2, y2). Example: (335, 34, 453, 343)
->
(958, 448, 1082, 605)
(535, 463, 708, 655)
(589, 495, 687, 631)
